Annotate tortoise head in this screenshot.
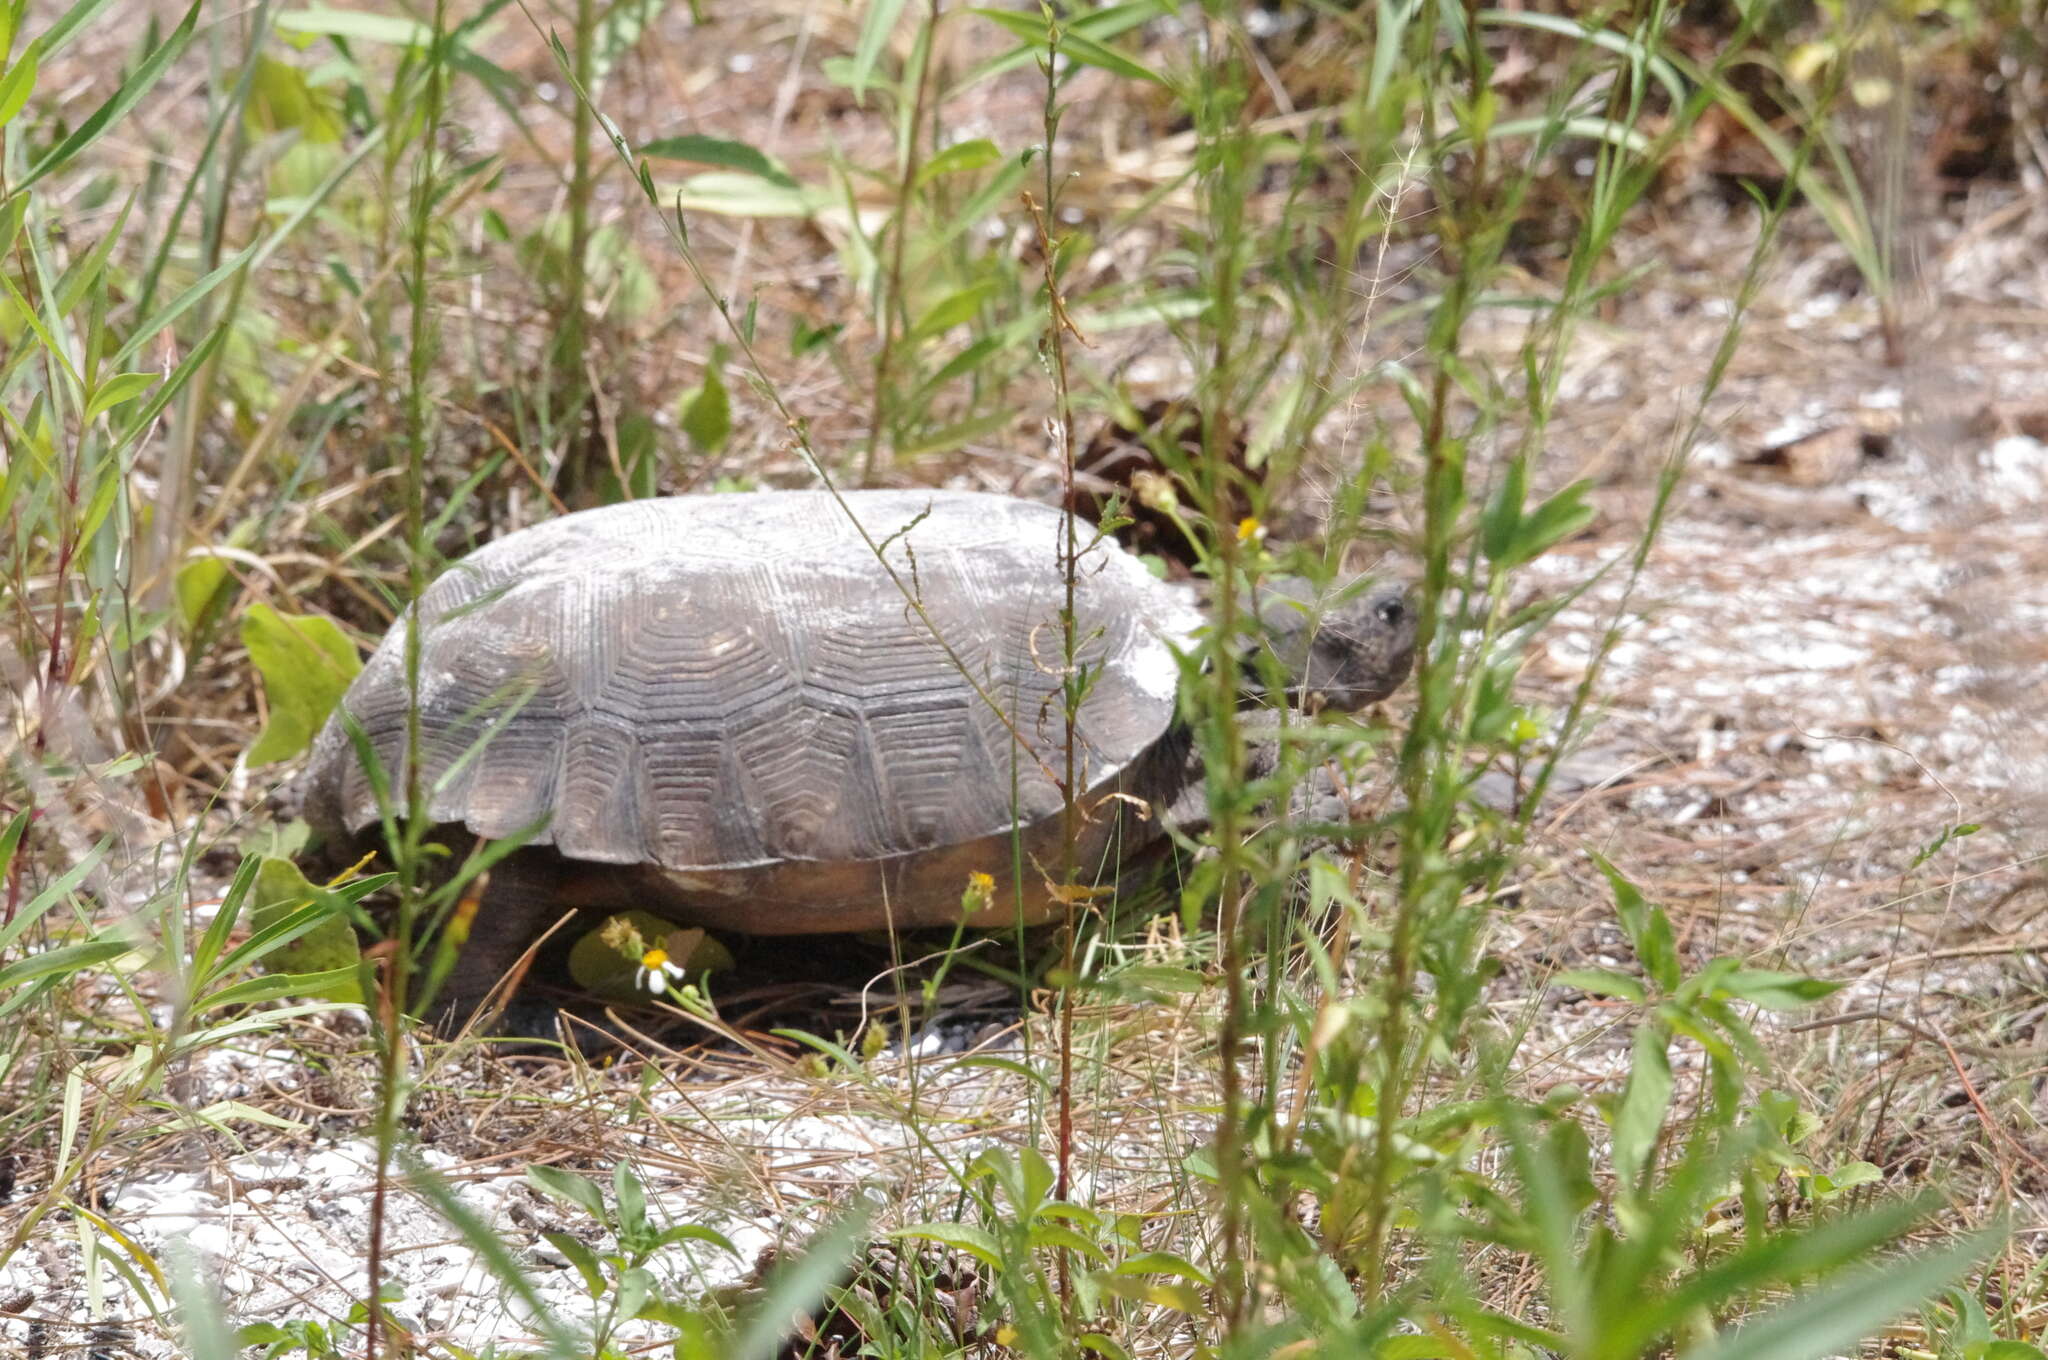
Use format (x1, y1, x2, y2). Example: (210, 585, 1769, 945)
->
(1252, 575, 1418, 713)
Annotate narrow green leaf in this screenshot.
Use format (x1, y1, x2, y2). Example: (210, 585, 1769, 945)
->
(947, 1054, 1050, 1089)
(1481, 457, 1527, 564)
(16, 0, 200, 193)
(1029, 1223, 1108, 1260)
(0, 810, 29, 885)
(0, 45, 37, 128)
(614, 1164, 647, 1240)
(190, 852, 261, 984)
(85, 371, 156, 423)
(37, 0, 123, 61)
(914, 137, 1001, 187)
(1551, 968, 1646, 1003)
(114, 239, 259, 366)
(670, 172, 825, 218)
(846, 0, 908, 103)
(889, 1223, 1003, 1270)
(275, 7, 433, 45)
(1610, 1025, 1672, 1189)
(654, 1223, 740, 1255)
(640, 134, 797, 188)
(734, 1207, 872, 1360)
(1683, 1228, 2000, 1360)
(1713, 967, 1845, 1011)
(191, 968, 359, 1011)
(907, 279, 996, 343)
(1057, 27, 1168, 88)
(543, 1231, 607, 1297)
(526, 1165, 607, 1218)
(1507, 479, 1597, 566)
(403, 1150, 584, 1359)
(1113, 1251, 1213, 1286)
(0, 939, 133, 994)
(0, 837, 107, 956)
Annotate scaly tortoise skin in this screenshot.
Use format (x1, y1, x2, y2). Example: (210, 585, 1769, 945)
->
(300, 489, 1416, 1008)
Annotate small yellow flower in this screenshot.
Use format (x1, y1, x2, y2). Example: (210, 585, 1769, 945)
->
(1236, 515, 1266, 544)
(635, 947, 684, 994)
(961, 870, 997, 917)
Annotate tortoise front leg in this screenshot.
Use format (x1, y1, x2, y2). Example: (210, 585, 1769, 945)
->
(423, 851, 579, 1031)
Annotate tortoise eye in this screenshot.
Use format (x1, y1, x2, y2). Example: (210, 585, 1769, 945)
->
(1375, 598, 1406, 628)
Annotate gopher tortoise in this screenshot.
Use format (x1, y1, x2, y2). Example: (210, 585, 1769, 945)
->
(300, 489, 1415, 1014)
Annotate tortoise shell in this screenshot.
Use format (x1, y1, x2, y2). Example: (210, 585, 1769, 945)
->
(300, 490, 1205, 932)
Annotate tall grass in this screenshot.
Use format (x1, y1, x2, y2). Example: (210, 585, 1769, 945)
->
(0, 0, 2035, 1355)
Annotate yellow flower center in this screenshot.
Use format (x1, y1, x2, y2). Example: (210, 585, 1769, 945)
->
(642, 948, 670, 971)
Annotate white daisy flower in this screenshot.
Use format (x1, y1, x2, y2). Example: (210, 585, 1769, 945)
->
(635, 948, 685, 994)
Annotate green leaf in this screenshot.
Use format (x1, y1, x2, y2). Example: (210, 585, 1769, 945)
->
(275, 7, 433, 45)
(959, 0, 1161, 91)
(0, 46, 38, 129)
(615, 1266, 653, 1321)
(1513, 479, 1597, 563)
(669, 172, 826, 218)
(1057, 26, 1169, 87)
(970, 11, 1167, 88)
(1551, 967, 1645, 1003)
(1029, 1223, 1108, 1259)
(241, 604, 361, 765)
(542, 1230, 608, 1297)
(0, 809, 28, 887)
(1595, 853, 1678, 992)
(242, 857, 362, 1002)
(526, 1165, 607, 1219)
(914, 137, 1001, 188)
(733, 1207, 872, 1360)
(1113, 1251, 1213, 1286)
(16, 0, 200, 193)
(654, 1222, 740, 1255)
(1610, 1025, 1672, 1189)
(192, 967, 359, 1012)
(610, 1162, 645, 1242)
(175, 553, 233, 638)
(0, 939, 133, 996)
(248, 56, 343, 142)
(947, 1054, 1051, 1089)
(0, 837, 105, 957)
(640, 134, 797, 188)
(1684, 1228, 2000, 1360)
(846, 0, 907, 102)
(907, 280, 996, 344)
(1481, 457, 1528, 564)
(679, 360, 730, 453)
(889, 1223, 1003, 1270)
(85, 371, 156, 422)
(1978, 1342, 2048, 1360)
(1713, 967, 1844, 1011)
(1805, 1160, 1882, 1199)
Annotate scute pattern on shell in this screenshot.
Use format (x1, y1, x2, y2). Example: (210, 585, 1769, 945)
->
(302, 490, 1204, 870)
